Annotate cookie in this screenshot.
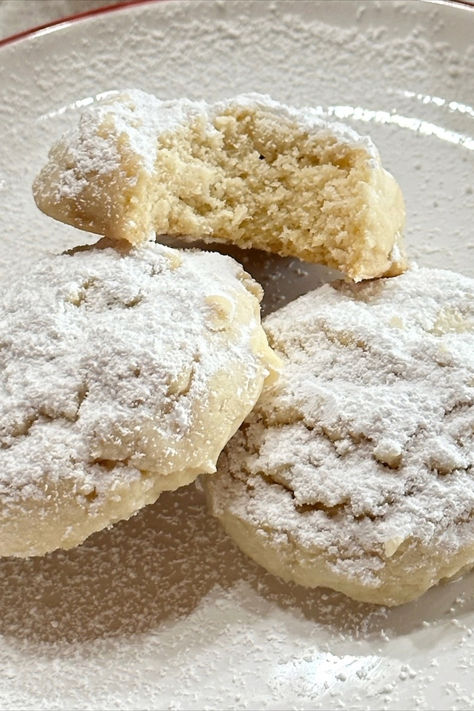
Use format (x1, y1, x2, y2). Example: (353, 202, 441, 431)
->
(33, 90, 406, 281)
(0, 241, 278, 557)
(205, 268, 474, 606)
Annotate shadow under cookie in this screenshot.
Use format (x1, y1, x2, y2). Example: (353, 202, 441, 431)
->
(1, 484, 473, 647)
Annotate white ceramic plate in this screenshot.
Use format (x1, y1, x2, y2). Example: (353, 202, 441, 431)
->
(0, 1, 473, 709)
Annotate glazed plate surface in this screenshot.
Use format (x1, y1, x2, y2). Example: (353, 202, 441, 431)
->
(0, 1, 473, 708)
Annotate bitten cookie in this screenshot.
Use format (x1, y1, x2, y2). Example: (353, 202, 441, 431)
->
(33, 90, 406, 281)
(205, 268, 474, 606)
(0, 241, 279, 557)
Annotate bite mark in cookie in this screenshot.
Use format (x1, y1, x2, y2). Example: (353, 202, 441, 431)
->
(33, 90, 406, 281)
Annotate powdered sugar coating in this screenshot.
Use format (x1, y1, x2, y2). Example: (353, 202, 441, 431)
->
(207, 267, 474, 604)
(0, 241, 276, 556)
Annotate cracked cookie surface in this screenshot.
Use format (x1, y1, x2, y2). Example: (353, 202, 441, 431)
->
(205, 268, 474, 605)
(0, 241, 278, 557)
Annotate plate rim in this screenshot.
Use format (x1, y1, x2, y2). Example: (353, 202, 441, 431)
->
(0, 0, 165, 48)
(0, 0, 472, 50)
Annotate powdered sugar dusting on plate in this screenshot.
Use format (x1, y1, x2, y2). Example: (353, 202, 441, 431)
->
(0, 0, 473, 708)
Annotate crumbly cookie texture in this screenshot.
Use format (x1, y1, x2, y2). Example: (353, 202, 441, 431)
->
(0, 241, 279, 557)
(205, 267, 474, 606)
(33, 90, 406, 281)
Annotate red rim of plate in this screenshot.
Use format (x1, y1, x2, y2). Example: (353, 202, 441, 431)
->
(0, 0, 472, 49)
(0, 0, 166, 48)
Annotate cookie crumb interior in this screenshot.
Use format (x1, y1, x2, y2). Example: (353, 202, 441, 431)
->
(139, 107, 405, 280)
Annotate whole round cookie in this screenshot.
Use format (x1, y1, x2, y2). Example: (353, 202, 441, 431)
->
(205, 268, 474, 606)
(0, 241, 278, 557)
